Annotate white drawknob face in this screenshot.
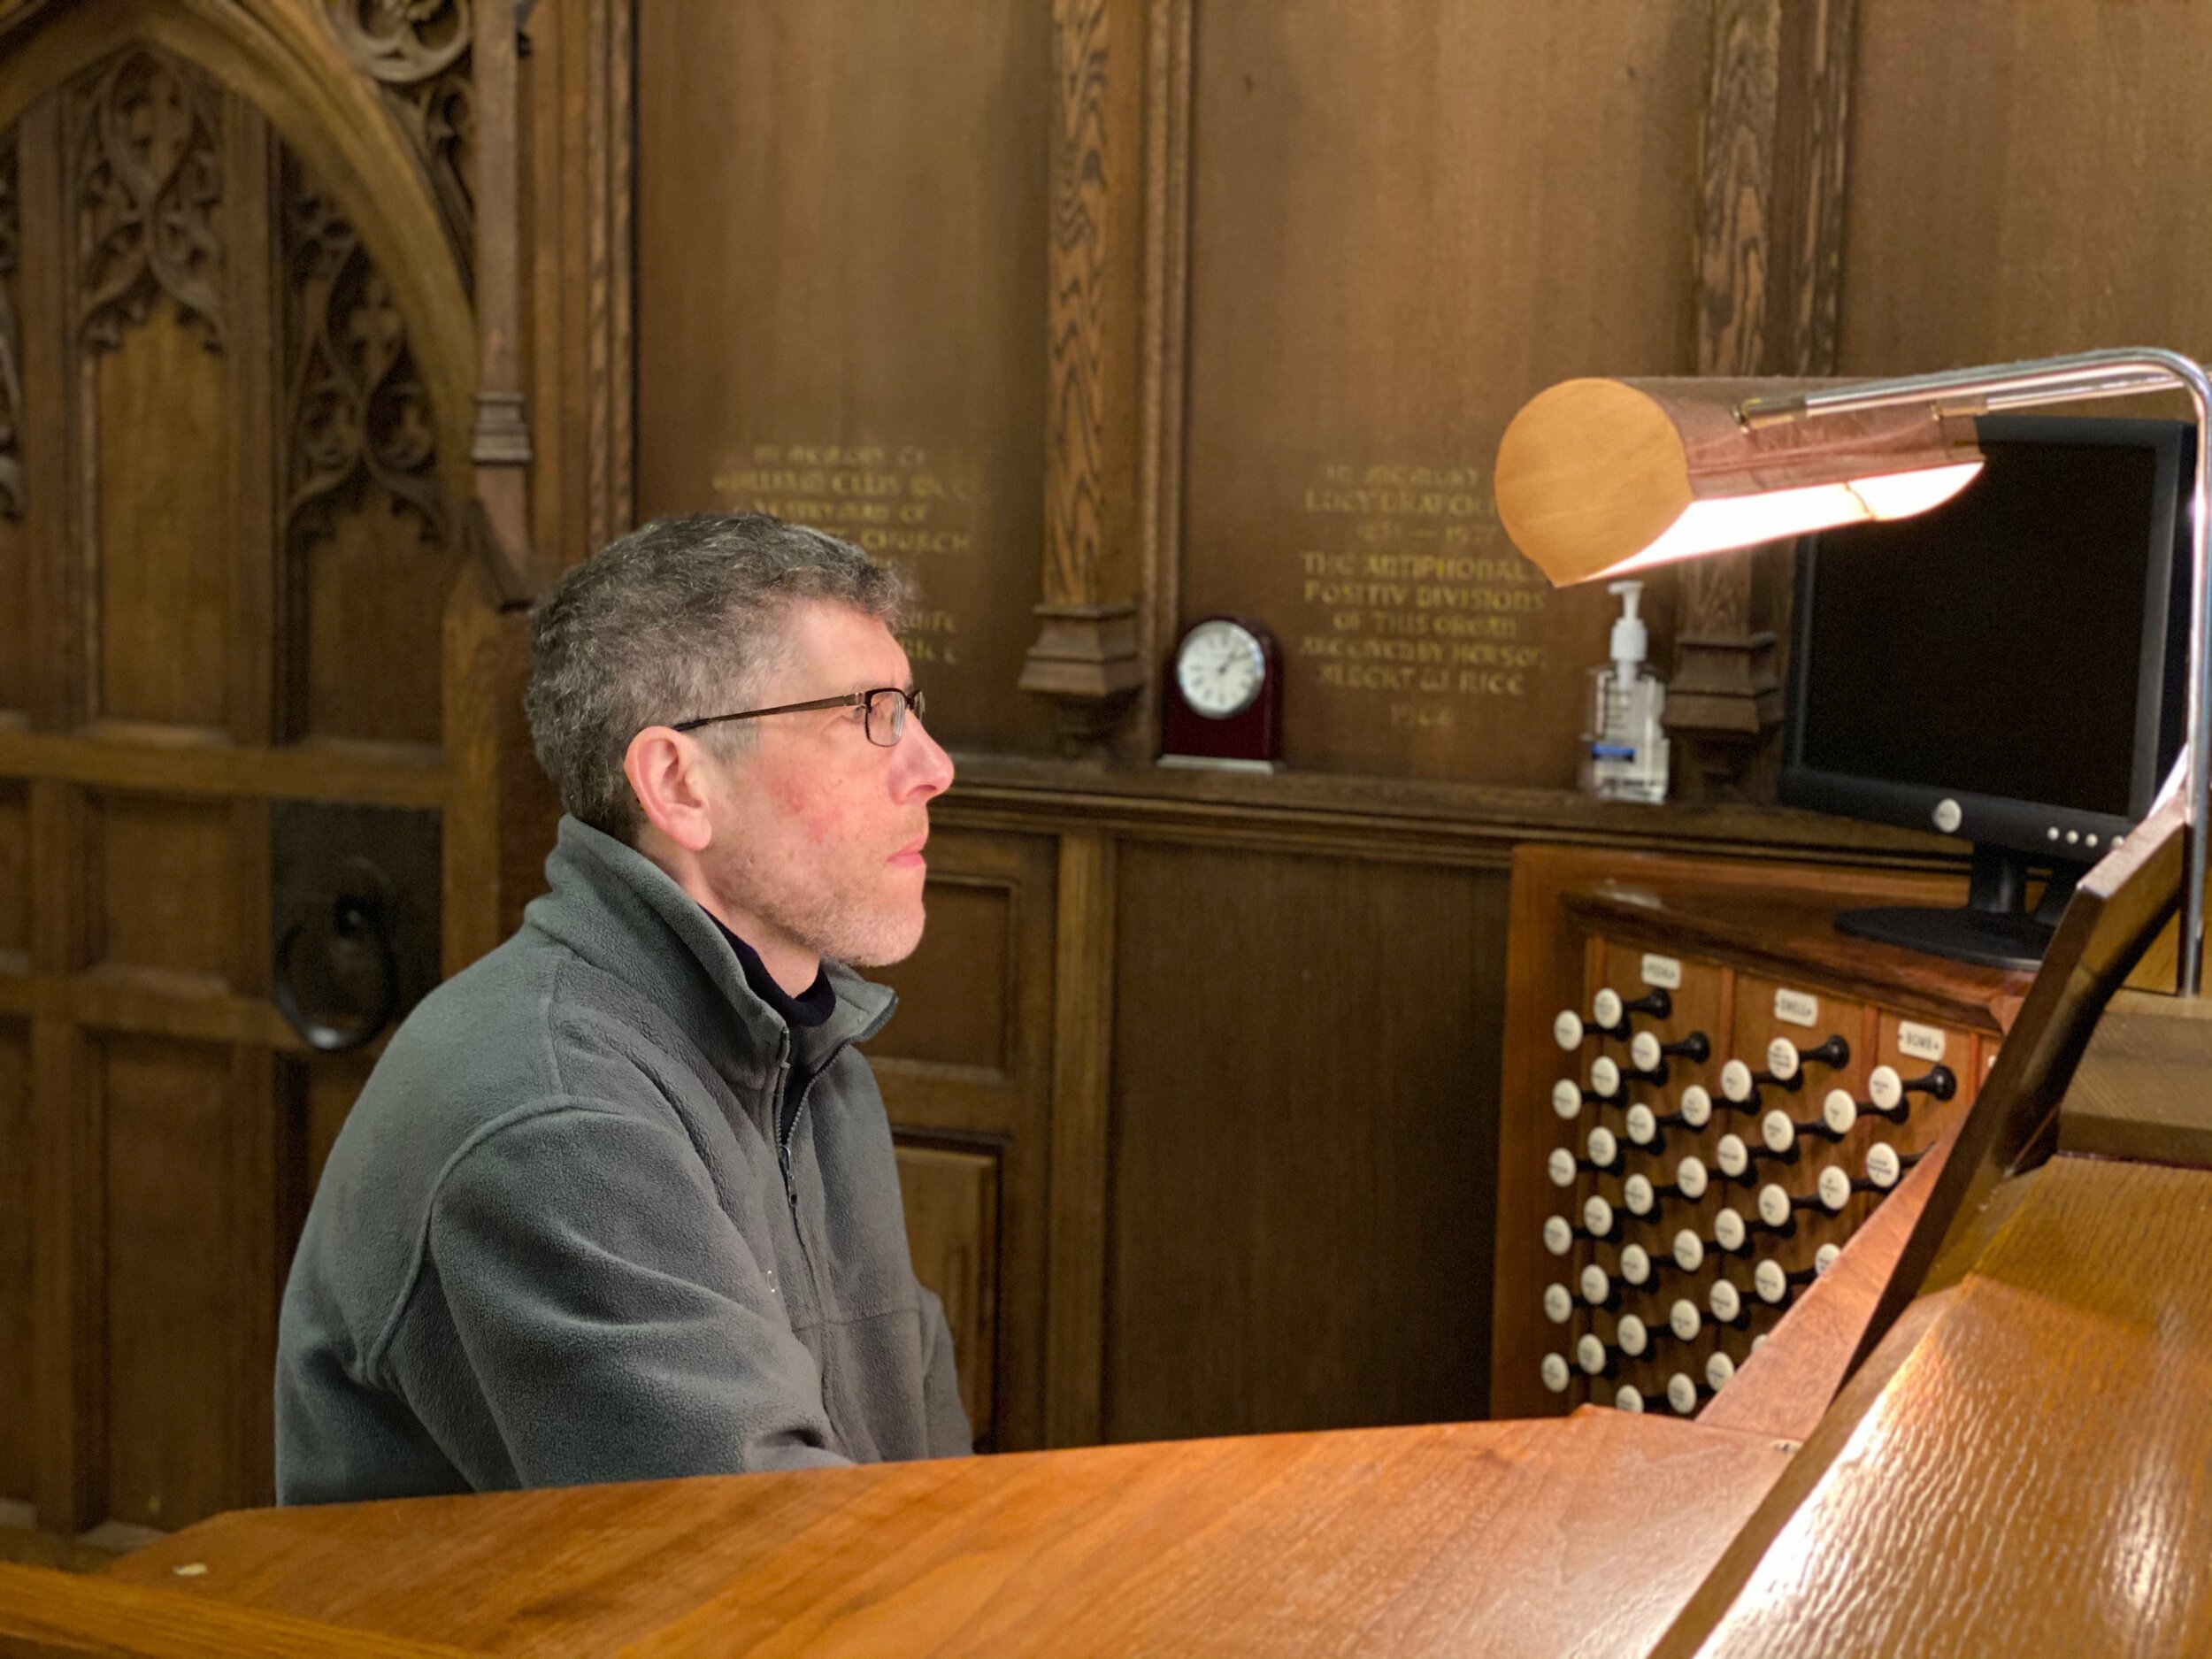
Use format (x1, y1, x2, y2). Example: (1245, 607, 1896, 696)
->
(1554, 1010, 1586, 1051)
(1761, 1110, 1796, 1155)
(1577, 1333, 1608, 1375)
(1541, 1352, 1571, 1394)
(1679, 1085, 1714, 1128)
(1592, 988, 1624, 1030)
(1868, 1064, 1904, 1111)
(1586, 1126, 1619, 1167)
(1579, 1263, 1611, 1305)
(1765, 1035, 1801, 1081)
(1757, 1182, 1793, 1229)
(1755, 1259, 1788, 1304)
(1544, 1282, 1573, 1324)
(1720, 1059, 1755, 1103)
(1717, 1134, 1750, 1178)
(1670, 1299, 1701, 1343)
(1548, 1148, 1577, 1187)
(1620, 1243, 1653, 1286)
(1667, 1371, 1699, 1415)
(1817, 1165, 1853, 1212)
(1544, 1216, 1573, 1256)
(1623, 1173, 1655, 1217)
(1625, 1102, 1659, 1144)
(1823, 1088, 1858, 1136)
(1616, 1383, 1646, 1414)
(1815, 1241, 1842, 1275)
(1676, 1155, 1709, 1201)
(1552, 1079, 1584, 1120)
(1631, 1030, 1663, 1072)
(1590, 1056, 1622, 1096)
(1865, 1141, 1902, 1189)
(1709, 1279, 1742, 1323)
(1673, 1229, 1706, 1273)
(1581, 1194, 1616, 1237)
(1617, 1314, 1649, 1358)
(1713, 1207, 1747, 1252)
(1706, 1349, 1738, 1390)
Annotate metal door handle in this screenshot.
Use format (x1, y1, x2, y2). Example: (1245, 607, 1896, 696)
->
(273, 892, 403, 1053)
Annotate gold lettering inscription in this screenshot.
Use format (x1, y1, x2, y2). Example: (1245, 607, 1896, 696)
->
(713, 441, 974, 667)
(1291, 463, 1540, 730)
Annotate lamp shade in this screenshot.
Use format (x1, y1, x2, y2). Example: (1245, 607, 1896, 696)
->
(1493, 377, 1985, 586)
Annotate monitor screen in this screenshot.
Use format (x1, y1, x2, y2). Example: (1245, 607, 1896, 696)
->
(1785, 418, 2187, 849)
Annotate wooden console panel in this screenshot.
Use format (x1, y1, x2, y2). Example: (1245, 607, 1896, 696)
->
(1493, 846, 2032, 1422)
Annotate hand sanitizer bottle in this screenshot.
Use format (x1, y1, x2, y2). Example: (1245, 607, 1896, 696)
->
(1579, 580, 1671, 803)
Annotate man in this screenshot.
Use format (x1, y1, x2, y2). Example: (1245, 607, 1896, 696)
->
(274, 513, 968, 1503)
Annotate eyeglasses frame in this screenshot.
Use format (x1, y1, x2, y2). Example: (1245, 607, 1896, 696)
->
(669, 685, 925, 748)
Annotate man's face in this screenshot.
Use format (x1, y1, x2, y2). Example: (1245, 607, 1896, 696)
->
(695, 600, 954, 968)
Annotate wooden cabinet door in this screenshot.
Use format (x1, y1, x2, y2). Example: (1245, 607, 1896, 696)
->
(0, 23, 506, 1553)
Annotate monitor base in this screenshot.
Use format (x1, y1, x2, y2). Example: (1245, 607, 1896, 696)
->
(1833, 843, 2082, 973)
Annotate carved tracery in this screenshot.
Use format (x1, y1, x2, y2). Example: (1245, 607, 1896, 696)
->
(322, 0, 474, 286)
(281, 148, 442, 559)
(70, 46, 225, 353)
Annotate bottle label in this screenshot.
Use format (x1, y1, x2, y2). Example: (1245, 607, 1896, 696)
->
(1640, 953, 1683, 989)
(1773, 987, 1819, 1028)
(1897, 1021, 1948, 1063)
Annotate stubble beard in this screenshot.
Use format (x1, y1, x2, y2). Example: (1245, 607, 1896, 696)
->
(703, 836, 926, 969)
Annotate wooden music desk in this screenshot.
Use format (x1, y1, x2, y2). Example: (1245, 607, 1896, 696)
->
(87, 1412, 1792, 1657)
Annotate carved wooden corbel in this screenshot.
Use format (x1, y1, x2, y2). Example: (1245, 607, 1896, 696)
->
(1670, 0, 1856, 801)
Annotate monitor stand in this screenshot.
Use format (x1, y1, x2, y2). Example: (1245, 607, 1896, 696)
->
(1834, 843, 2083, 972)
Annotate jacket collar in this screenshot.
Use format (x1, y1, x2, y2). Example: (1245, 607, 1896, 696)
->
(522, 817, 896, 1093)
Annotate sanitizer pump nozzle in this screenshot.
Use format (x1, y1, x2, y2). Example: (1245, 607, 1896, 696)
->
(1579, 580, 1671, 804)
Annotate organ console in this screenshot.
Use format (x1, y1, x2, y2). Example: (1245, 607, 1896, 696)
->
(1494, 845, 2026, 1422)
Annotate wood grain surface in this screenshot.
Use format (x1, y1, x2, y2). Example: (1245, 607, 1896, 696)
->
(2058, 990, 2212, 1168)
(1666, 1155, 2212, 1659)
(104, 1416, 1793, 1659)
(0, 1561, 478, 1658)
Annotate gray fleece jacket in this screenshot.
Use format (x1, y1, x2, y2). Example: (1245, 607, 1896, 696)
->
(273, 816, 970, 1504)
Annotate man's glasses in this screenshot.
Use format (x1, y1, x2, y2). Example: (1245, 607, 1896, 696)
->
(671, 686, 926, 749)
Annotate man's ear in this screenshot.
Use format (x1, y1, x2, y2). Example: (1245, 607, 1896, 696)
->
(623, 726, 718, 853)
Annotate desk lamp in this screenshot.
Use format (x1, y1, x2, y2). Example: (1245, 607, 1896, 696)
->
(1494, 349, 2212, 996)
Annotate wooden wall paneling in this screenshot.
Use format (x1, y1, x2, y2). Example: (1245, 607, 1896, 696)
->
(1132, 0, 1193, 765)
(74, 47, 232, 733)
(1843, 2, 2212, 380)
(634, 0, 1054, 755)
(1017, 0, 1153, 755)
(0, 121, 24, 718)
(892, 1142, 1000, 1445)
(18, 86, 67, 735)
(0, 779, 24, 964)
(866, 828, 1056, 1451)
(1107, 841, 1508, 1441)
(86, 794, 235, 985)
(526, 0, 634, 574)
(1177, 3, 1707, 785)
(0, 1016, 29, 1503)
(96, 1033, 238, 1532)
(1042, 830, 1112, 1447)
(27, 777, 91, 1532)
(224, 95, 277, 751)
(466, 0, 542, 604)
(280, 140, 454, 749)
(1669, 0, 1856, 802)
(441, 568, 553, 974)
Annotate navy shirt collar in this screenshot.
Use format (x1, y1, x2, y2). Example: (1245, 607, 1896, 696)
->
(705, 912, 837, 1030)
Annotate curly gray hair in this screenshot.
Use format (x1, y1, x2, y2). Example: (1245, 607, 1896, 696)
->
(525, 512, 910, 839)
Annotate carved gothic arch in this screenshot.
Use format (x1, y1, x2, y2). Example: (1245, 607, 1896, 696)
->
(0, 0, 527, 597)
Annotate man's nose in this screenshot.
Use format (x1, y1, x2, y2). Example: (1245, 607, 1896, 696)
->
(895, 718, 955, 800)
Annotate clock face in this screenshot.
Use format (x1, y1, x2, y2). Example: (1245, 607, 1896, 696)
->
(1175, 619, 1266, 718)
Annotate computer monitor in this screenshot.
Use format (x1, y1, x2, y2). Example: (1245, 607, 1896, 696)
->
(1779, 415, 2193, 971)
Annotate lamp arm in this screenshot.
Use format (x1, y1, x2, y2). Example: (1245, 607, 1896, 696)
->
(1747, 349, 2210, 995)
